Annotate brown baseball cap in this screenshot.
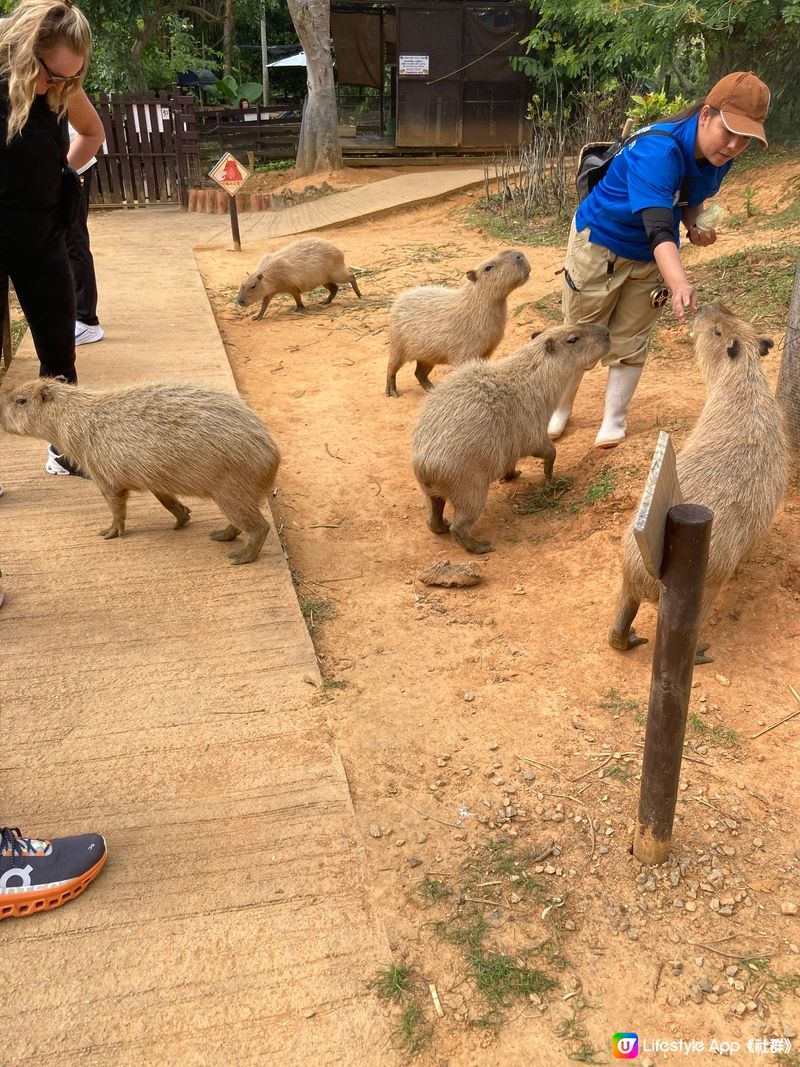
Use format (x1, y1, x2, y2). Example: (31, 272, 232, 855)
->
(706, 71, 770, 146)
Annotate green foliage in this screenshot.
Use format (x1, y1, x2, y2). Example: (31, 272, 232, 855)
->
(742, 184, 756, 217)
(210, 75, 263, 104)
(627, 91, 690, 124)
(517, 475, 573, 514)
(395, 1003, 432, 1056)
(419, 878, 452, 904)
(583, 469, 615, 504)
(371, 964, 413, 1002)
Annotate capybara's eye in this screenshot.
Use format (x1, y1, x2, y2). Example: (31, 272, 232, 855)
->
(566, 335, 579, 345)
(14, 397, 26, 406)
(484, 265, 493, 272)
(714, 328, 722, 336)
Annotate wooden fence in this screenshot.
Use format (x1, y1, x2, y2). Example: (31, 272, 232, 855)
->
(195, 106, 302, 165)
(90, 88, 201, 208)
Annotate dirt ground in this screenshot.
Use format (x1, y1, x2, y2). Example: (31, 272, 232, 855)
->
(196, 156, 800, 1066)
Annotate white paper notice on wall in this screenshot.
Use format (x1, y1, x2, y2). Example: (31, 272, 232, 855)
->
(399, 55, 430, 76)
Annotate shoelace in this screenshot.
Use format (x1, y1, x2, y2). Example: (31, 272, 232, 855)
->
(0, 827, 35, 857)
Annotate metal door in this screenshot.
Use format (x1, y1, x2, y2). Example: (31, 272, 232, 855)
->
(395, 5, 462, 147)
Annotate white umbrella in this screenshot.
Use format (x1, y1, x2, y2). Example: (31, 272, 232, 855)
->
(267, 51, 307, 68)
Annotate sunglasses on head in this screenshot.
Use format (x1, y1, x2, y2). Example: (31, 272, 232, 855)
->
(38, 56, 83, 86)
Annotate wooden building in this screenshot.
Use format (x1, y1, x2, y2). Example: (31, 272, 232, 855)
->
(331, 0, 533, 151)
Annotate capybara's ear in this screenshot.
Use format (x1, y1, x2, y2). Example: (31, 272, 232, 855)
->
(531, 330, 542, 340)
(758, 336, 774, 357)
(37, 383, 53, 402)
(256, 272, 263, 281)
(726, 339, 741, 360)
(466, 270, 477, 282)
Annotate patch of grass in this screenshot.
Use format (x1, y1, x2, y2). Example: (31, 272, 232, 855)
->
(465, 200, 572, 247)
(254, 159, 293, 172)
(568, 1045, 607, 1064)
(433, 910, 488, 952)
(690, 244, 800, 327)
(394, 1003, 432, 1057)
(419, 877, 451, 904)
(11, 318, 28, 353)
(532, 292, 562, 322)
(469, 947, 554, 1008)
(584, 468, 615, 505)
(595, 688, 644, 725)
(298, 596, 335, 635)
(321, 677, 348, 691)
(371, 963, 413, 1002)
(761, 195, 800, 230)
(464, 837, 547, 897)
(749, 965, 800, 1004)
(686, 712, 738, 748)
(731, 142, 797, 174)
(603, 764, 632, 784)
(517, 474, 573, 514)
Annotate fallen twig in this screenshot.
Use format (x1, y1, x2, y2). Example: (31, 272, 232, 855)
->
(316, 574, 364, 584)
(309, 519, 344, 529)
(750, 685, 800, 738)
(400, 800, 462, 828)
(685, 940, 777, 961)
(324, 442, 347, 463)
(514, 753, 560, 774)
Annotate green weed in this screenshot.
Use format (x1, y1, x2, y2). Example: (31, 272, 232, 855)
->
(584, 469, 615, 505)
(371, 963, 413, 1002)
(321, 677, 348, 691)
(419, 877, 452, 904)
(254, 159, 293, 172)
(465, 200, 571, 247)
(690, 244, 800, 327)
(394, 1003, 432, 1056)
(469, 947, 554, 1008)
(299, 597, 335, 635)
(517, 474, 573, 514)
(686, 712, 738, 747)
(568, 1045, 607, 1064)
(603, 764, 632, 784)
(595, 688, 643, 722)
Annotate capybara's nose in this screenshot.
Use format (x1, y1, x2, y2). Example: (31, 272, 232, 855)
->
(236, 298, 245, 307)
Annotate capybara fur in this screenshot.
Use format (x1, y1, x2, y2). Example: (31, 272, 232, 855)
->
(609, 304, 788, 661)
(0, 379, 280, 565)
(411, 323, 611, 553)
(385, 249, 531, 397)
(237, 237, 362, 319)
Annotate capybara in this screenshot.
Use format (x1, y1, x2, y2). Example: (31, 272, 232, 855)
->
(0, 379, 280, 565)
(609, 304, 788, 662)
(236, 237, 362, 319)
(385, 249, 531, 397)
(411, 323, 611, 553)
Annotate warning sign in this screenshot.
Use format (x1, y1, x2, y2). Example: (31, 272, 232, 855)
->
(209, 152, 250, 196)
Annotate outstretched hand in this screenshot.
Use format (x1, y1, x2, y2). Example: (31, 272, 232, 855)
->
(671, 281, 698, 324)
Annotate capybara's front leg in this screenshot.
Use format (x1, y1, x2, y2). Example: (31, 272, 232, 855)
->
(501, 468, 522, 482)
(210, 524, 241, 542)
(253, 296, 271, 321)
(694, 582, 721, 664)
(535, 438, 556, 483)
(322, 283, 338, 305)
(426, 495, 450, 535)
(608, 585, 647, 651)
(291, 290, 306, 312)
(98, 484, 129, 540)
(349, 273, 362, 299)
(414, 362, 435, 392)
(154, 492, 191, 530)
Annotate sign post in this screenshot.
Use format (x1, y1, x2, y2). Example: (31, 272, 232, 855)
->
(208, 152, 251, 252)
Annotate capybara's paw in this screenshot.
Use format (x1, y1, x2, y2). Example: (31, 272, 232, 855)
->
(427, 517, 450, 535)
(173, 506, 191, 530)
(228, 546, 258, 565)
(252, 311, 264, 321)
(501, 469, 522, 482)
(210, 524, 240, 542)
(419, 379, 434, 393)
(100, 525, 123, 540)
(454, 531, 494, 555)
(608, 628, 648, 651)
(694, 642, 714, 665)
(386, 386, 400, 398)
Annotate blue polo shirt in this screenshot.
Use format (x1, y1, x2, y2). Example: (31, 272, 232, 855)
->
(575, 113, 733, 261)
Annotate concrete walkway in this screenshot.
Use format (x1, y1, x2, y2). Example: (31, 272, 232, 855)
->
(210, 164, 488, 243)
(1, 210, 394, 1066)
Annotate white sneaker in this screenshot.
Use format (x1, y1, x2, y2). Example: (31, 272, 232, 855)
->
(75, 322, 104, 346)
(45, 444, 86, 477)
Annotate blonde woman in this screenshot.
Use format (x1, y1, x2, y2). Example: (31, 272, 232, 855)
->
(0, 0, 104, 475)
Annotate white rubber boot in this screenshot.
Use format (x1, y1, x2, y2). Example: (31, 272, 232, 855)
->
(594, 364, 643, 448)
(547, 369, 585, 440)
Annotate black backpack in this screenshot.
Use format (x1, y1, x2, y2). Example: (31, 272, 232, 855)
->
(576, 128, 682, 202)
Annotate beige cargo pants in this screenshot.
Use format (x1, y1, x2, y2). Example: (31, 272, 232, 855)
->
(562, 218, 665, 367)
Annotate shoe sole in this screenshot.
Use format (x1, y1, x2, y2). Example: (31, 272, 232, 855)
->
(0, 849, 108, 920)
(75, 332, 104, 346)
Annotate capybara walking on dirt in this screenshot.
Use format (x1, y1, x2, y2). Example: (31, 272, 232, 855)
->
(411, 323, 611, 553)
(609, 304, 788, 662)
(385, 249, 531, 397)
(0, 379, 280, 565)
(236, 237, 362, 319)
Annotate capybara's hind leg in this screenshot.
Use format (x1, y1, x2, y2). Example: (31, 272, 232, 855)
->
(154, 492, 191, 530)
(427, 495, 450, 535)
(213, 494, 269, 564)
(451, 490, 492, 554)
(349, 273, 362, 299)
(322, 283, 338, 305)
(414, 362, 435, 392)
(291, 290, 306, 312)
(210, 524, 241, 542)
(694, 582, 721, 664)
(608, 585, 647, 651)
(98, 485, 129, 540)
(535, 438, 557, 482)
(386, 349, 404, 397)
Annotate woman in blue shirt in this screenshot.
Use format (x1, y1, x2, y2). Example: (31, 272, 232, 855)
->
(548, 71, 770, 447)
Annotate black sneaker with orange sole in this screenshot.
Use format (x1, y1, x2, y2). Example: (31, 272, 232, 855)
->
(0, 826, 107, 919)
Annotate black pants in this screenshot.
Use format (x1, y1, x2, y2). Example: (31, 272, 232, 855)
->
(1, 233, 77, 383)
(65, 168, 99, 327)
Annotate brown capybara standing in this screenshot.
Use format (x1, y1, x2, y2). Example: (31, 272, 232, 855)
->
(236, 237, 362, 320)
(411, 323, 611, 553)
(0, 379, 280, 565)
(385, 249, 531, 397)
(609, 304, 788, 662)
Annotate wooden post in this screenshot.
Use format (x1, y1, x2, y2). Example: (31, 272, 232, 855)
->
(776, 258, 800, 452)
(229, 192, 241, 251)
(633, 503, 713, 866)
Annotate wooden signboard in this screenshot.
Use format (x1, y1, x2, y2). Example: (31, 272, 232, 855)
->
(208, 152, 250, 196)
(633, 431, 683, 579)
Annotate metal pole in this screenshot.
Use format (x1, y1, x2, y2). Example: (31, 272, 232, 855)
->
(633, 503, 713, 866)
(229, 193, 241, 251)
(261, 6, 270, 106)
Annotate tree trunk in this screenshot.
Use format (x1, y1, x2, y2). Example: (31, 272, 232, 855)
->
(286, 0, 342, 176)
(777, 259, 800, 453)
(260, 6, 270, 105)
(223, 0, 234, 77)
